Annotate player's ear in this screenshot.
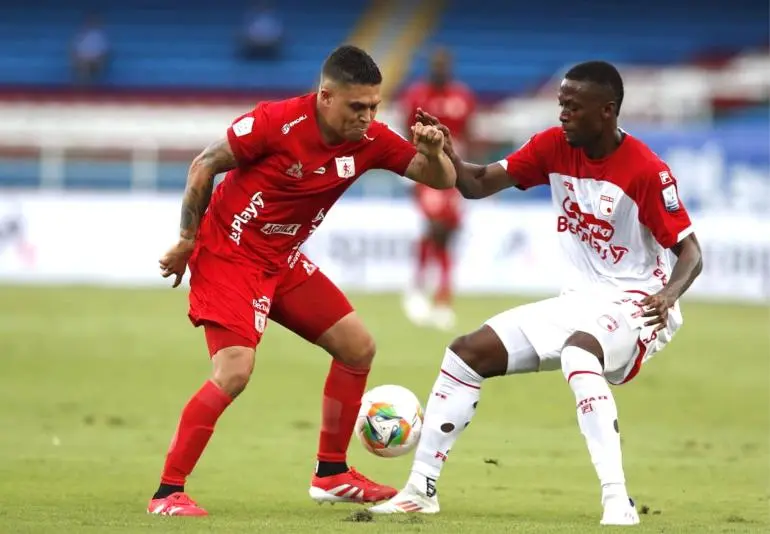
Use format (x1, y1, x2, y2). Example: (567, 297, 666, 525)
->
(602, 101, 616, 119)
(318, 87, 333, 108)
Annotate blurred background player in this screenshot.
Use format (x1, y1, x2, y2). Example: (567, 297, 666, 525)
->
(399, 47, 476, 330)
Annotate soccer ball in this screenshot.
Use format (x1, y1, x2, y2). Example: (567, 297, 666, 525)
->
(355, 384, 424, 458)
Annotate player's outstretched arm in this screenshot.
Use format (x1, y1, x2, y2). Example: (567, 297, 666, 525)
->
(413, 108, 514, 199)
(403, 123, 456, 189)
(641, 233, 703, 330)
(450, 157, 513, 200)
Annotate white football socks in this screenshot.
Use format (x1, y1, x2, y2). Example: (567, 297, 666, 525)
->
(561, 345, 628, 505)
(409, 348, 483, 495)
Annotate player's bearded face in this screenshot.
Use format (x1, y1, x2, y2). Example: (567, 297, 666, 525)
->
(322, 83, 381, 142)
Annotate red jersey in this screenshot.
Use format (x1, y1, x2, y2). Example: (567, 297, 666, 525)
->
(501, 126, 693, 297)
(401, 80, 476, 153)
(198, 93, 417, 273)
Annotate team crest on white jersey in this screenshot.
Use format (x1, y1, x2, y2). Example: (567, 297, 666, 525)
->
(335, 156, 355, 179)
(599, 195, 615, 217)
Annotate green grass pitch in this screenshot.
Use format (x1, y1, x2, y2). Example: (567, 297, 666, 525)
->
(0, 286, 768, 533)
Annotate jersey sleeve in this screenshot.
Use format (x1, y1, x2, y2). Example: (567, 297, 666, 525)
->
(498, 129, 556, 190)
(226, 103, 271, 166)
(636, 166, 694, 248)
(374, 125, 418, 176)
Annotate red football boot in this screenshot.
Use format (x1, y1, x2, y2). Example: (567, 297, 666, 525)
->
(309, 467, 398, 504)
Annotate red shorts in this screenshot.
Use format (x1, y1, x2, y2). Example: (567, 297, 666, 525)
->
(187, 247, 354, 356)
(414, 183, 462, 228)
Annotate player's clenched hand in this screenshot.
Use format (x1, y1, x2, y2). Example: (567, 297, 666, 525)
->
(411, 122, 445, 158)
(415, 108, 456, 159)
(640, 291, 677, 331)
(159, 238, 195, 288)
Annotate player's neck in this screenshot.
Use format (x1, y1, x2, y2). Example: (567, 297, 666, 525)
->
(583, 128, 624, 160)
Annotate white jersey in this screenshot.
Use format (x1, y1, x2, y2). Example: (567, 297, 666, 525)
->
(500, 127, 694, 340)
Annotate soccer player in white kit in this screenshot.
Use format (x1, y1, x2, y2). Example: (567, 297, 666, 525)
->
(370, 61, 704, 526)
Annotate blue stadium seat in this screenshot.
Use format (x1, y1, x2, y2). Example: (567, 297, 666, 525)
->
(0, 0, 363, 91)
(404, 0, 769, 95)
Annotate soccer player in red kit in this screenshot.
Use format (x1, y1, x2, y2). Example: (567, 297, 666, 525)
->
(372, 62, 703, 526)
(149, 45, 455, 516)
(400, 47, 476, 330)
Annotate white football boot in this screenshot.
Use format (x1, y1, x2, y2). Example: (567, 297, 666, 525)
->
(369, 477, 440, 515)
(600, 496, 640, 526)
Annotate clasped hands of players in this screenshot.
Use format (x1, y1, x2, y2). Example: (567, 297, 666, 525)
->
(411, 121, 446, 158)
(415, 108, 455, 160)
(159, 236, 195, 288)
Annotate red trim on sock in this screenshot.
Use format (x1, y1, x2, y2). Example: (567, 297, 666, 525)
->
(440, 368, 481, 390)
(567, 370, 604, 383)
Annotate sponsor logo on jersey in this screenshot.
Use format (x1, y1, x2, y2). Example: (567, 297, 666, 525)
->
(229, 192, 264, 245)
(281, 114, 307, 135)
(260, 223, 301, 236)
(557, 196, 629, 265)
(288, 208, 325, 268)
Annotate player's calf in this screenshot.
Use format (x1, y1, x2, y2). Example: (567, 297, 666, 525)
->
(396, 328, 509, 497)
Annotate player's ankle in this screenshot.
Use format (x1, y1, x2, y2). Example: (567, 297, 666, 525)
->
(153, 483, 184, 500)
(315, 460, 348, 478)
(601, 483, 628, 505)
(408, 468, 439, 497)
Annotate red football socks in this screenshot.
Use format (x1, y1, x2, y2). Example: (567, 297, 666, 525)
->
(160, 380, 233, 486)
(434, 245, 453, 304)
(416, 237, 433, 287)
(317, 359, 370, 463)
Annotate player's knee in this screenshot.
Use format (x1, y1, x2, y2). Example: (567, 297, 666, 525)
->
(211, 346, 255, 398)
(563, 331, 604, 363)
(561, 332, 604, 381)
(343, 332, 376, 368)
(449, 329, 506, 379)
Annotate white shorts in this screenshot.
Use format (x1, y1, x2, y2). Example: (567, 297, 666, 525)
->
(485, 291, 679, 385)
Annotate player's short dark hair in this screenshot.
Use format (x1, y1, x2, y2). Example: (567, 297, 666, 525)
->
(565, 61, 624, 116)
(322, 45, 382, 86)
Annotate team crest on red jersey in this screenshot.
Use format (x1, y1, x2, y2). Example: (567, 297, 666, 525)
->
(335, 156, 355, 179)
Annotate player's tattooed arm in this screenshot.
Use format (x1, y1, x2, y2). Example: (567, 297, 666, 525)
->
(179, 138, 237, 240)
(452, 158, 514, 199)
